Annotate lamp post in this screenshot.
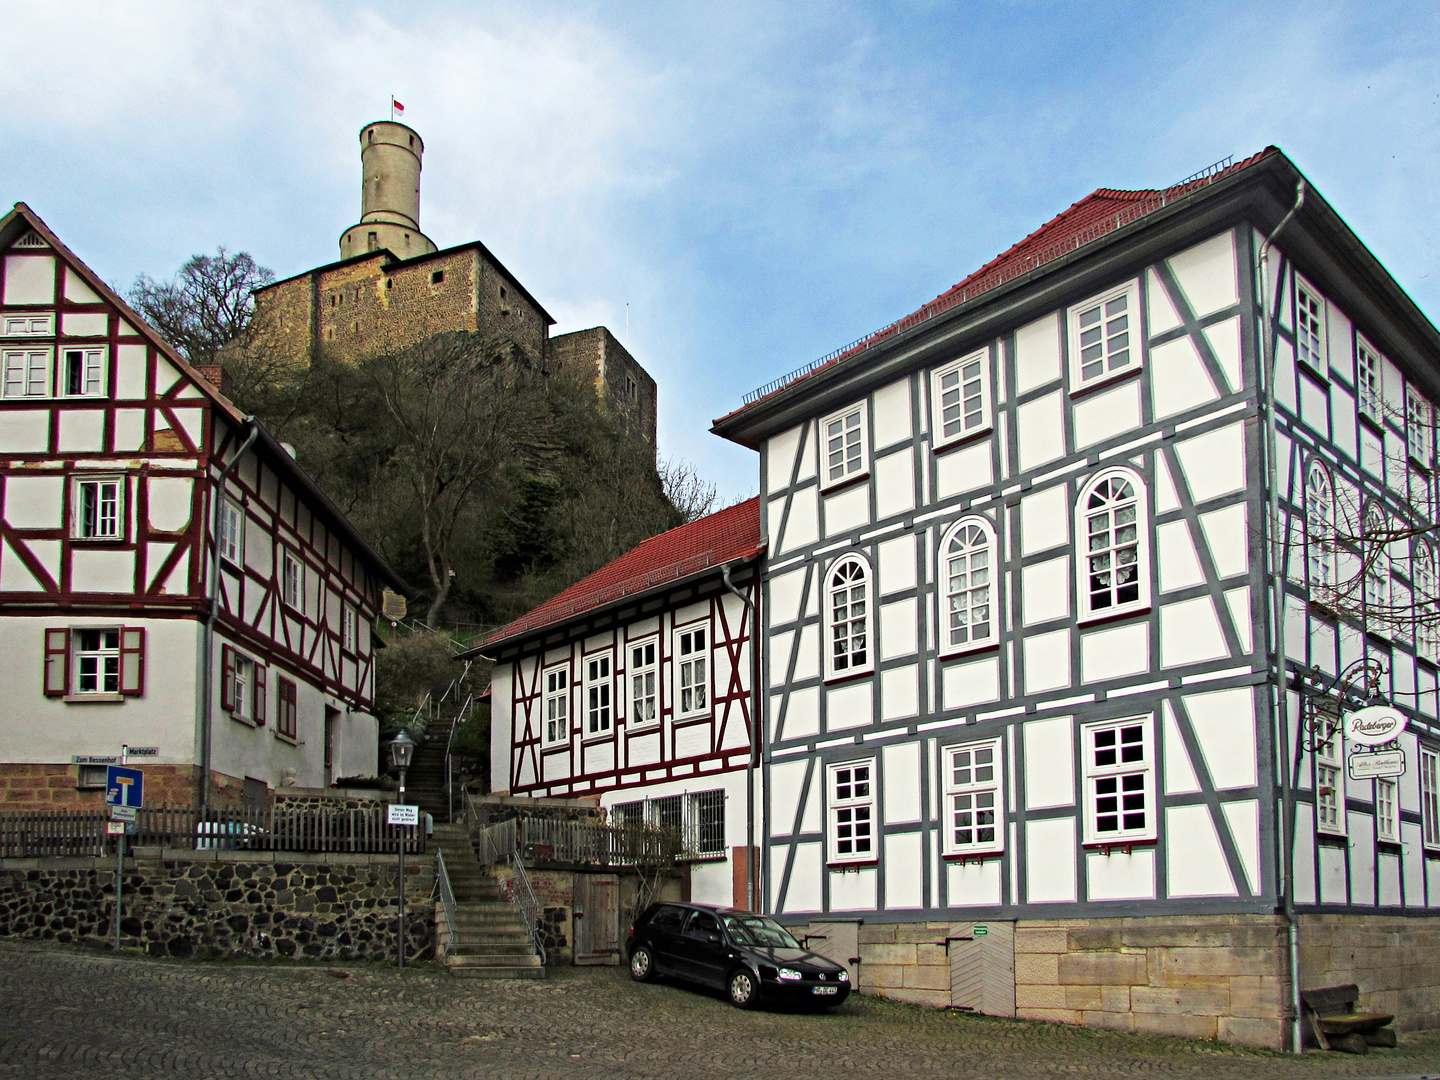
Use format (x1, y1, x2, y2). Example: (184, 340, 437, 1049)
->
(389, 729, 417, 971)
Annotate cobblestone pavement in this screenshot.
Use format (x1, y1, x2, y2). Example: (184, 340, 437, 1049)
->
(4, 942, 1440, 1080)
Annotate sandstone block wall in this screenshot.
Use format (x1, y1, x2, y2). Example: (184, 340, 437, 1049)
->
(1300, 913, 1440, 1031)
(0, 848, 434, 963)
(0, 763, 201, 810)
(852, 920, 955, 1008)
(547, 327, 658, 447)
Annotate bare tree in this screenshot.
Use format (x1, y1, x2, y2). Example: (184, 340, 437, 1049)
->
(128, 249, 275, 364)
(659, 456, 719, 522)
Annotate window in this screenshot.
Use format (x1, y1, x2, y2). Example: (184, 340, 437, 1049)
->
(60, 347, 104, 397)
(693, 789, 725, 855)
(828, 759, 876, 864)
(76, 764, 108, 789)
(43, 627, 143, 698)
(611, 800, 643, 829)
(1421, 746, 1440, 851)
(611, 791, 726, 857)
(1306, 463, 1336, 594)
(940, 518, 996, 653)
(542, 665, 569, 746)
(1082, 717, 1155, 843)
(74, 478, 123, 540)
(1078, 471, 1147, 621)
(3, 347, 50, 397)
(1363, 509, 1392, 617)
(821, 403, 868, 488)
(218, 499, 244, 565)
(341, 605, 357, 653)
(628, 638, 658, 727)
(585, 653, 613, 736)
(282, 551, 302, 610)
(1375, 777, 1399, 843)
(931, 350, 991, 447)
(626, 375, 638, 399)
(653, 794, 684, 834)
(1415, 544, 1439, 661)
(1296, 280, 1326, 373)
(1314, 712, 1346, 837)
(1409, 386, 1435, 469)
(218, 644, 265, 722)
(74, 628, 120, 694)
(2, 314, 52, 337)
(826, 556, 872, 678)
(676, 625, 708, 717)
(1069, 282, 1137, 389)
(942, 740, 1003, 856)
(1357, 337, 1383, 421)
(277, 676, 298, 740)
(431, 270, 445, 284)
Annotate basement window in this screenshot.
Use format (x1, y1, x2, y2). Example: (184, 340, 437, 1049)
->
(77, 764, 108, 789)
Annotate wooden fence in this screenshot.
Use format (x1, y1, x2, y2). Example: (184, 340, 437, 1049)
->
(0, 806, 428, 859)
(470, 814, 681, 869)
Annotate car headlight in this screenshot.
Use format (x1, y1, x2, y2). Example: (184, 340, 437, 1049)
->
(777, 968, 803, 981)
(838, 971, 849, 982)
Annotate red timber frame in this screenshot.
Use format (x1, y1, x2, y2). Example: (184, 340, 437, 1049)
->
(0, 214, 385, 713)
(505, 566, 758, 798)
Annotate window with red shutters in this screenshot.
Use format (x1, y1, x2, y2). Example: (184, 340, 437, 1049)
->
(277, 677, 298, 740)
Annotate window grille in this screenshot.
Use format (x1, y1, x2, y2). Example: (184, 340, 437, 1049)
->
(693, 790, 725, 855)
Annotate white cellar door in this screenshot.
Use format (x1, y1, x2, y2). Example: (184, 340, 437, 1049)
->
(949, 921, 1015, 1017)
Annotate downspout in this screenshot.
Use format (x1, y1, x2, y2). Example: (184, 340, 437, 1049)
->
(199, 417, 259, 812)
(1259, 179, 1306, 1054)
(722, 560, 761, 911)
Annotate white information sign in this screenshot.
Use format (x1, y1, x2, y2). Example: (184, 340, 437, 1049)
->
(110, 805, 138, 822)
(1349, 749, 1406, 780)
(387, 804, 420, 826)
(1345, 706, 1406, 748)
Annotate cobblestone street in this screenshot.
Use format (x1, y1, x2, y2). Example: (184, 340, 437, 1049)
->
(3, 941, 1440, 1080)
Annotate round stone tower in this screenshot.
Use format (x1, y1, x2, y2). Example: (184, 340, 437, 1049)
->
(338, 121, 438, 260)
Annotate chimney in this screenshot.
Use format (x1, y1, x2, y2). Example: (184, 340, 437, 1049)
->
(195, 364, 233, 398)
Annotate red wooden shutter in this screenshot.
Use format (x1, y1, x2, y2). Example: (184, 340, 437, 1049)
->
(254, 663, 268, 726)
(43, 628, 70, 697)
(119, 627, 145, 696)
(220, 645, 235, 712)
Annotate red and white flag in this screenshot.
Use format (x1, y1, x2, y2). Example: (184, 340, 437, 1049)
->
(391, 97, 405, 118)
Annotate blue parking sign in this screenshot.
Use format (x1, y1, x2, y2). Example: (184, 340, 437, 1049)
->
(105, 766, 144, 808)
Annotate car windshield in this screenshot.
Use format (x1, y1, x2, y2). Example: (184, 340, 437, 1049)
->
(722, 915, 802, 949)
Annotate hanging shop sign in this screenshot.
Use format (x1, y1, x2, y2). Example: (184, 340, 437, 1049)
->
(1345, 705, 1407, 748)
(1348, 749, 1406, 780)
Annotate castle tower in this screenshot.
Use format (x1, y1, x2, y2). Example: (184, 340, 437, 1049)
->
(338, 121, 438, 260)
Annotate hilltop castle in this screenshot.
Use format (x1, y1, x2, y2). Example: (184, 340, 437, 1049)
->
(247, 121, 656, 446)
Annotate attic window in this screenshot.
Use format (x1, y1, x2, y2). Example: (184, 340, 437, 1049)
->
(431, 270, 445, 285)
(14, 230, 47, 249)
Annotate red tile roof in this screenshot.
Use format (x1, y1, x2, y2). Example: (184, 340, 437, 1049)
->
(723, 148, 1279, 419)
(471, 497, 763, 649)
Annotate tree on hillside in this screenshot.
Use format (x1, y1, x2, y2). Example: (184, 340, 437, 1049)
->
(128, 249, 274, 365)
(659, 457, 719, 523)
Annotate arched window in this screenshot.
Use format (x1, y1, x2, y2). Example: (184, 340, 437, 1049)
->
(1415, 542, 1439, 661)
(1363, 507, 1392, 615)
(826, 555, 872, 678)
(1305, 462, 1335, 591)
(941, 517, 997, 653)
(1078, 470, 1148, 621)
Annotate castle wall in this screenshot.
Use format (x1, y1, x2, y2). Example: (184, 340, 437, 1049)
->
(548, 326, 657, 445)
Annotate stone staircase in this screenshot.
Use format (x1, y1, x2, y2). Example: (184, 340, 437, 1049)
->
(432, 823, 545, 979)
(404, 736, 450, 822)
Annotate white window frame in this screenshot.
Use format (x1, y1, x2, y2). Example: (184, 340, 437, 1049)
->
(2, 347, 51, 398)
(1421, 745, 1440, 852)
(1081, 716, 1156, 844)
(930, 349, 992, 449)
(584, 652, 613, 738)
(1314, 713, 1347, 837)
(230, 653, 254, 719)
(218, 499, 244, 566)
(1, 314, 53, 337)
(58, 346, 105, 398)
(627, 637, 659, 729)
(73, 627, 121, 695)
(281, 550, 303, 611)
(1295, 277, 1327, 375)
(941, 739, 1004, 857)
(541, 664, 570, 748)
(1076, 469, 1149, 623)
(1363, 508, 1392, 623)
(1306, 462, 1336, 596)
(1375, 776, 1399, 844)
(1408, 385, 1436, 469)
(1356, 336, 1383, 423)
(939, 517, 997, 656)
(341, 604, 357, 654)
(819, 402, 869, 490)
(674, 623, 710, 719)
(825, 554, 874, 680)
(827, 758, 877, 865)
(73, 476, 124, 540)
(1415, 543, 1440, 663)
(1067, 280, 1139, 392)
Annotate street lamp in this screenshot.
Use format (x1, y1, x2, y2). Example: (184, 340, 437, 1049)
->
(389, 729, 417, 970)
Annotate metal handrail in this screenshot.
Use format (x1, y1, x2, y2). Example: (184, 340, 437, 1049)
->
(435, 846, 458, 954)
(509, 850, 547, 965)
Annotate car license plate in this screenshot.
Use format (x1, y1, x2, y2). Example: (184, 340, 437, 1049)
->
(812, 985, 838, 995)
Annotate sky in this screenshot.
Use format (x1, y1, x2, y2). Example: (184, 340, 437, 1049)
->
(2, 1, 1438, 503)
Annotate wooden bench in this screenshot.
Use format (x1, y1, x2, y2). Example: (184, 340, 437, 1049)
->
(1300, 984, 1396, 1054)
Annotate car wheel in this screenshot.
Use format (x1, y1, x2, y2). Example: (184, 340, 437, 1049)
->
(728, 967, 759, 1009)
(629, 945, 656, 982)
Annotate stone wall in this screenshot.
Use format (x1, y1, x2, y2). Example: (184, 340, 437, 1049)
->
(547, 327, 658, 447)
(1, 763, 202, 810)
(0, 848, 434, 963)
(1300, 913, 1440, 1032)
(466, 793, 604, 827)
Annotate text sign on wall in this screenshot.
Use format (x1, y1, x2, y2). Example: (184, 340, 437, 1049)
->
(1345, 706, 1407, 748)
(1349, 749, 1406, 780)
(387, 804, 419, 826)
(72, 755, 120, 765)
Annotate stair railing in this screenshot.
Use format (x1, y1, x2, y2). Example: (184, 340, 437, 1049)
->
(509, 849, 547, 966)
(443, 684, 474, 823)
(435, 846, 458, 959)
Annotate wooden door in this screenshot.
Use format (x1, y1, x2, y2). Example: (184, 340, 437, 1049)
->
(802, 921, 860, 974)
(949, 920, 1015, 1017)
(574, 873, 621, 965)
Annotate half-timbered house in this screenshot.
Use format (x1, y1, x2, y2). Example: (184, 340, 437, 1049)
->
(474, 498, 762, 907)
(712, 148, 1440, 1047)
(0, 203, 406, 809)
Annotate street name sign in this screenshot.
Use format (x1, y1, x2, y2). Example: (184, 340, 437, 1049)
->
(387, 804, 419, 826)
(105, 766, 144, 809)
(72, 755, 121, 766)
(1349, 749, 1406, 780)
(123, 746, 159, 758)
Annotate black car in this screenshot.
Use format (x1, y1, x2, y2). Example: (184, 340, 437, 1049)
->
(627, 902, 851, 1009)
